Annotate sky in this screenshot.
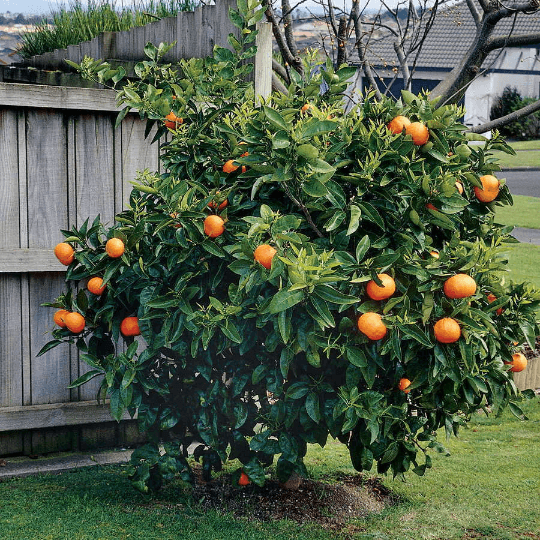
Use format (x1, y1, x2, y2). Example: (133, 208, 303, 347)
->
(3, 0, 405, 16)
(2, 0, 367, 15)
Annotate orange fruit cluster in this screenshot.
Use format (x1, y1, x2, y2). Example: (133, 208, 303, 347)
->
(204, 215, 225, 238)
(388, 115, 429, 146)
(120, 316, 141, 337)
(474, 174, 500, 203)
(254, 244, 277, 269)
(54, 310, 85, 333)
(164, 112, 183, 129)
(54, 243, 75, 265)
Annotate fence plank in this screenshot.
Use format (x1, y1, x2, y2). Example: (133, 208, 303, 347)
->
(0, 83, 118, 111)
(0, 401, 133, 431)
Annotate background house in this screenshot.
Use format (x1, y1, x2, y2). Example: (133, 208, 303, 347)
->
(354, 1, 540, 129)
(292, 2, 539, 130)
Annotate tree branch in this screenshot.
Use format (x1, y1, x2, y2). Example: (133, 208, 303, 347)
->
(466, 0, 482, 26)
(272, 58, 290, 84)
(470, 98, 540, 133)
(351, 0, 382, 100)
(272, 73, 289, 94)
(263, 0, 304, 76)
(486, 32, 540, 51)
(336, 16, 348, 66)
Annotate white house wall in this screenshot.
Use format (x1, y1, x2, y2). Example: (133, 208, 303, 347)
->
(464, 47, 540, 130)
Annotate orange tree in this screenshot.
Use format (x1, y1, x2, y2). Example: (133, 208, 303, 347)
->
(41, 0, 540, 493)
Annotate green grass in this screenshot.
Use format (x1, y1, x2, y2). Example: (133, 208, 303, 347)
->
(1, 399, 539, 540)
(19, 0, 199, 58)
(496, 195, 540, 229)
(489, 139, 540, 169)
(501, 242, 540, 288)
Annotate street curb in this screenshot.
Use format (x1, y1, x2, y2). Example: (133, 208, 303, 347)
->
(0, 449, 134, 480)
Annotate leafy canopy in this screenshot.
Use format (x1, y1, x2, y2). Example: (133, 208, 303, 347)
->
(42, 0, 540, 493)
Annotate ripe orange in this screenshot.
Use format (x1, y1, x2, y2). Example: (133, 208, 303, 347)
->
(204, 215, 225, 238)
(301, 103, 312, 113)
(254, 244, 277, 269)
(87, 276, 106, 295)
(238, 471, 250, 486)
(487, 293, 503, 315)
(164, 112, 183, 129)
(64, 312, 85, 333)
(474, 175, 499, 203)
(443, 274, 477, 299)
(433, 317, 461, 343)
(120, 316, 141, 337)
(429, 250, 440, 259)
(357, 312, 387, 340)
(366, 273, 396, 301)
(106, 238, 125, 258)
(53, 309, 69, 328)
(505, 352, 527, 372)
(455, 181, 464, 195)
(398, 378, 411, 393)
(405, 122, 429, 145)
(223, 159, 238, 173)
(54, 242, 75, 265)
(208, 192, 228, 211)
(387, 115, 411, 134)
(170, 212, 182, 228)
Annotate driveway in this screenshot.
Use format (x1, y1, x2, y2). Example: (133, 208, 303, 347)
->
(502, 169, 540, 198)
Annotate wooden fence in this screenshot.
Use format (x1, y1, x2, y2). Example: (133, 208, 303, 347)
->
(0, 84, 159, 456)
(16, 0, 239, 71)
(0, 8, 272, 456)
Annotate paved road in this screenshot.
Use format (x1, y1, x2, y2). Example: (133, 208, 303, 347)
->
(502, 168, 540, 198)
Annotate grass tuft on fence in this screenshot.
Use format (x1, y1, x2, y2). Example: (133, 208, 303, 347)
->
(19, 0, 199, 59)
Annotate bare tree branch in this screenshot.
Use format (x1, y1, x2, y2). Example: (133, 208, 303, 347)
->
(263, 0, 304, 76)
(272, 73, 289, 94)
(282, 0, 299, 58)
(351, 0, 382, 100)
(486, 32, 540, 50)
(471, 98, 540, 133)
(466, 0, 482, 26)
(272, 58, 290, 84)
(337, 16, 348, 66)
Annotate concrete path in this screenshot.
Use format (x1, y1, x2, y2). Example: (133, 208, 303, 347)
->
(512, 227, 540, 245)
(0, 449, 134, 480)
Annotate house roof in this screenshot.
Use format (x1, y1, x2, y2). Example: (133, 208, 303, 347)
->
(357, 1, 540, 71)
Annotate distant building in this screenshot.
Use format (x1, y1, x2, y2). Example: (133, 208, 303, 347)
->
(352, 2, 540, 129)
(292, 2, 540, 130)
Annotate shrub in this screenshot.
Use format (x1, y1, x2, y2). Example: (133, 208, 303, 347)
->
(490, 86, 540, 140)
(19, 0, 199, 59)
(41, 1, 540, 493)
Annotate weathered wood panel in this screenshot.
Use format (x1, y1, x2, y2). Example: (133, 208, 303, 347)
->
(0, 86, 159, 456)
(17, 0, 239, 70)
(514, 356, 540, 391)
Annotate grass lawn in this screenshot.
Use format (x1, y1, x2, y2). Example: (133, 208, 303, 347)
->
(495, 195, 540, 229)
(489, 139, 540, 169)
(1, 399, 539, 540)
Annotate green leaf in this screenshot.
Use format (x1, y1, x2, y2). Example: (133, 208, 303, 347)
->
(355, 235, 370, 263)
(346, 346, 368, 368)
(263, 106, 289, 131)
(302, 178, 328, 197)
(264, 288, 304, 314)
(305, 393, 321, 423)
(68, 369, 103, 388)
(299, 119, 337, 139)
(314, 285, 359, 305)
(347, 205, 362, 235)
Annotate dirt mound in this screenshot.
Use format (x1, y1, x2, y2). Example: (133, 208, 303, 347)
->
(190, 471, 399, 531)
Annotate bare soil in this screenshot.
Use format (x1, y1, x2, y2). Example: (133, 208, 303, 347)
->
(190, 468, 399, 532)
